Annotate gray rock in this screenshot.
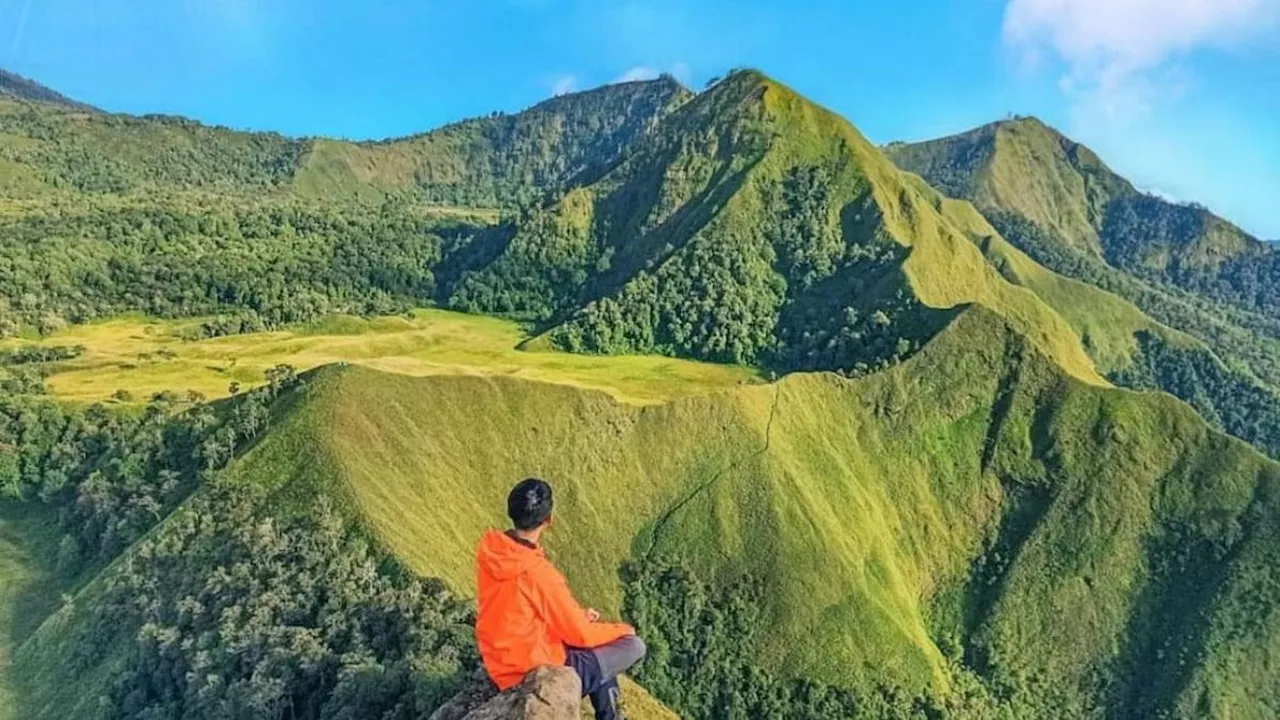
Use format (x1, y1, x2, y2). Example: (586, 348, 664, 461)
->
(430, 666, 583, 720)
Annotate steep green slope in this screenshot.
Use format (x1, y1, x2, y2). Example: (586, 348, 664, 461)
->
(887, 120, 1280, 458)
(87, 309, 1280, 715)
(326, 312, 1280, 717)
(886, 117, 1280, 340)
(885, 117, 1274, 300)
(0, 505, 65, 720)
(452, 71, 1104, 386)
(6, 309, 1280, 718)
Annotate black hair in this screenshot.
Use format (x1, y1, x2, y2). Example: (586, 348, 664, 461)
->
(507, 477, 553, 531)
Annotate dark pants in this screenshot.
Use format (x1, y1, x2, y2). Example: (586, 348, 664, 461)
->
(565, 635, 647, 720)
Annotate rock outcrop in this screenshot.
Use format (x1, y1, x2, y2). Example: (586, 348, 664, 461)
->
(429, 666, 583, 720)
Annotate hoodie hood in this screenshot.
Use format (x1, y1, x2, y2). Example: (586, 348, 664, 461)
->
(477, 529, 541, 581)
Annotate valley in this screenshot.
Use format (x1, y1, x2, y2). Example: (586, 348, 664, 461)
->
(0, 310, 757, 406)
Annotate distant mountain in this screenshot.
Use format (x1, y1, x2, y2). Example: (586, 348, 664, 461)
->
(886, 118, 1279, 316)
(294, 76, 693, 206)
(0, 68, 98, 112)
(0, 74, 687, 205)
(887, 118, 1280, 455)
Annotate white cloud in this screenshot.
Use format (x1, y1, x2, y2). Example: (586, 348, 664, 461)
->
(550, 75, 578, 96)
(614, 66, 660, 83)
(612, 62, 694, 85)
(1004, 0, 1277, 120)
(1139, 186, 1180, 202)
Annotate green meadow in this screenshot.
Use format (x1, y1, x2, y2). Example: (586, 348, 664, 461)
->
(0, 309, 758, 406)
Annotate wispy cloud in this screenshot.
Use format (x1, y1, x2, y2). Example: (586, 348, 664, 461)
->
(1004, 0, 1278, 121)
(550, 74, 578, 96)
(614, 66, 660, 83)
(6, 0, 32, 64)
(611, 62, 694, 85)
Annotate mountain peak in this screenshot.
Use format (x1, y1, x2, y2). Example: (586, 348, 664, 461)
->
(0, 68, 99, 112)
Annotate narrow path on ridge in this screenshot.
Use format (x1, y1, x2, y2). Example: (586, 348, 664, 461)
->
(642, 383, 783, 561)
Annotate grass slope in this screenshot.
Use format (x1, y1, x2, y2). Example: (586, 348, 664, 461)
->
(885, 118, 1280, 358)
(295, 78, 691, 206)
(887, 119, 1280, 458)
(452, 71, 1107, 385)
(8, 306, 1280, 717)
(21, 306, 1251, 715)
(0, 505, 65, 720)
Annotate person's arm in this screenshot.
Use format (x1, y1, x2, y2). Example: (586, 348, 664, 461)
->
(533, 567, 633, 648)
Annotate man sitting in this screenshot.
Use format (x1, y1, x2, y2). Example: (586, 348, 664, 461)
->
(475, 477, 647, 720)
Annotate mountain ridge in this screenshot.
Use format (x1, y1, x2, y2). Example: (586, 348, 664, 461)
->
(0, 68, 99, 113)
(886, 116, 1276, 310)
(13, 302, 1280, 718)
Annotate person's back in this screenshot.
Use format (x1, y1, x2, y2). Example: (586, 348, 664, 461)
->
(475, 478, 646, 720)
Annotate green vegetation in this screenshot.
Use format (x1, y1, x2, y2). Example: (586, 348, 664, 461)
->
(0, 310, 757, 406)
(888, 119, 1280, 460)
(2, 66, 1279, 720)
(14, 307, 1276, 718)
(295, 77, 691, 207)
(0, 504, 66, 720)
(885, 117, 1276, 320)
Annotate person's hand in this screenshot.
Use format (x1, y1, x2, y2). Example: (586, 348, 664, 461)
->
(585, 607, 601, 623)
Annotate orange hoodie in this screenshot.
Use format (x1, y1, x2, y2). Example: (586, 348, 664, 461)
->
(475, 529, 634, 690)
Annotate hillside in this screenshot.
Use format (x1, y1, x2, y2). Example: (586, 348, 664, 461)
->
(884, 117, 1275, 304)
(7, 306, 1279, 719)
(0, 69, 98, 112)
(451, 71, 1104, 387)
(887, 119, 1280, 459)
(295, 76, 692, 206)
(885, 118, 1280, 362)
(0, 72, 685, 206)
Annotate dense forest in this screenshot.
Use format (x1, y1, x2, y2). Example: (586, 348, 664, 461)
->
(0, 199, 483, 332)
(1, 369, 479, 719)
(1100, 194, 1280, 315)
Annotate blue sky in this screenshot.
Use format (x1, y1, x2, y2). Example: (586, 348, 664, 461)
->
(2, 0, 1277, 237)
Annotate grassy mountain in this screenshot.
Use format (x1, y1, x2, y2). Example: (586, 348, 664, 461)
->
(885, 118, 1280, 348)
(445, 71, 1280, 458)
(0, 76, 689, 332)
(295, 76, 692, 206)
(887, 118, 1280, 459)
(884, 117, 1275, 306)
(451, 71, 1105, 387)
(8, 305, 1279, 718)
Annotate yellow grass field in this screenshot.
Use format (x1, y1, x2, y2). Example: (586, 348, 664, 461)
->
(0, 309, 759, 406)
